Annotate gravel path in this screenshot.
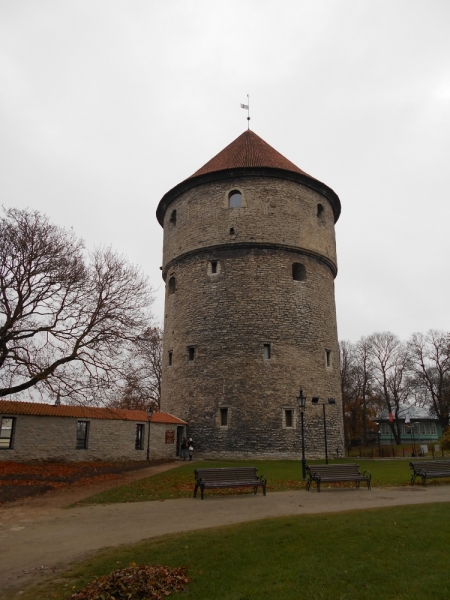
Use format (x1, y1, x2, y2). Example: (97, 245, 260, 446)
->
(1, 463, 449, 594)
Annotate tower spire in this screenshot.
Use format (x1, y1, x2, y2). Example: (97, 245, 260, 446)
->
(240, 94, 250, 129)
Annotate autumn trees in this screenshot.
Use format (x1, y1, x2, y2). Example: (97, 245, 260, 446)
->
(109, 326, 163, 410)
(340, 337, 379, 446)
(340, 330, 450, 446)
(0, 207, 157, 406)
(408, 330, 450, 430)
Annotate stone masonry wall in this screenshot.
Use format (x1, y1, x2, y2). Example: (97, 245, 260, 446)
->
(0, 415, 184, 462)
(160, 174, 344, 459)
(162, 177, 337, 272)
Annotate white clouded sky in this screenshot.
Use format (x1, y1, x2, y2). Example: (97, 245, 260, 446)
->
(1, 0, 449, 342)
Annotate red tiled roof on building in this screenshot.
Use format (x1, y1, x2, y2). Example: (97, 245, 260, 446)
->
(189, 130, 313, 179)
(0, 400, 186, 425)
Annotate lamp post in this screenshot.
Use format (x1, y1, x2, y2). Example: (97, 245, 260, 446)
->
(411, 421, 420, 456)
(146, 406, 154, 461)
(296, 389, 307, 480)
(374, 421, 382, 457)
(415, 422, 422, 455)
(311, 397, 336, 464)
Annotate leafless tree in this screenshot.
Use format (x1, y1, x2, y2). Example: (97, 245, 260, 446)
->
(340, 338, 379, 445)
(0, 207, 154, 404)
(355, 336, 376, 445)
(340, 340, 360, 443)
(367, 332, 411, 444)
(408, 330, 450, 430)
(109, 326, 162, 410)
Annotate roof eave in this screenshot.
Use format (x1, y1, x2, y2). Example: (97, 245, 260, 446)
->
(156, 167, 341, 226)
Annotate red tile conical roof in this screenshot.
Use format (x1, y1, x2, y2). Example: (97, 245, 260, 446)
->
(156, 129, 341, 225)
(189, 130, 312, 179)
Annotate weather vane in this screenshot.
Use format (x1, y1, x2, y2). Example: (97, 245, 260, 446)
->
(240, 94, 250, 129)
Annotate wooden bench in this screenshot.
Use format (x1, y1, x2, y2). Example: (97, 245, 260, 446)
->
(306, 463, 371, 492)
(410, 460, 450, 486)
(193, 467, 267, 500)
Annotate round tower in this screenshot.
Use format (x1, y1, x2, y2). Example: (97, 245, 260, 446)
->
(156, 130, 344, 459)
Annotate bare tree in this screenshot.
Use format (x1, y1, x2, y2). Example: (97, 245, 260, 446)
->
(0, 207, 154, 403)
(340, 338, 379, 446)
(110, 326, 162, 410)
(355, 336, 376, 445)
(367, 332, 411, 444)
(408, 330, 450, 430)
(340, 340, 361, 444)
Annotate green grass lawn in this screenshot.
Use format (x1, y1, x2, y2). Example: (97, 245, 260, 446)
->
(10, 502, 450, 600)
(75, 458, 448, 506)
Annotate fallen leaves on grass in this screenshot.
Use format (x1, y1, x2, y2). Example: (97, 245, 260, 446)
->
(0, 461, 153, 503)
(71, 563, 190, 600)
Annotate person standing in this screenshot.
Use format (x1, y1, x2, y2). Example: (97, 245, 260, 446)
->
(188, 437, 194, 461)
(181, 437, 188, 461)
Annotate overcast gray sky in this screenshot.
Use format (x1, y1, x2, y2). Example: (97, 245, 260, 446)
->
(1, 0, 449, 343)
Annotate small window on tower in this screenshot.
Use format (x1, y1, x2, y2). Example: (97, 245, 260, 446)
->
(188, 346, 196, 361)
(169, 209, 177, 225)
(168, 351, 173, 366)
(228, 190, 242, 208)
(317, 203, 324, 218)
(168, 277, 176, 295)
(326, 349, 332, 368)
(211, 260, 217, 274)
(220, 408, 228, 427)
(263, 344, 271, 360)
(285, 410, 293, 428)
(292, 263, 306, 281)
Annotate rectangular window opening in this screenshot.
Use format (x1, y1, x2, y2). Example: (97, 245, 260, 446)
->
(76, 421, 89, 450)
(285, 410, 293, 428)
(263, 343, 271, 360)
(135, 424, 145, 450)
(188, 346, 196, 361)
(0, 417, 15, 449)
(220, 408, 228, 427)
(326, 349, 331, 367)
(211, 260, 218, 274)
(168, 350, 173, 366)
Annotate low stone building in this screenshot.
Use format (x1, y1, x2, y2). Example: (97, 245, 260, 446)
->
(0, 400, 186, 462)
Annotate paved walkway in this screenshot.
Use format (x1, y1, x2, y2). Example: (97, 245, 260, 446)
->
(1, 464, 449, 593)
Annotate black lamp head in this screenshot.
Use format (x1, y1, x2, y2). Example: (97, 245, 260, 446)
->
(297, 389, 306, 409)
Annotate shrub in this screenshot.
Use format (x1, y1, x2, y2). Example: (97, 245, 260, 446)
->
(440, 428, 450, 451)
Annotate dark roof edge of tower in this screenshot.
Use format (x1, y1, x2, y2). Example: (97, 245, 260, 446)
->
(156, 167, 341, 226)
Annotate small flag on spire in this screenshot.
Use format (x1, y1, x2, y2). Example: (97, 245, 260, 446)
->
(241, 94, 250, 129)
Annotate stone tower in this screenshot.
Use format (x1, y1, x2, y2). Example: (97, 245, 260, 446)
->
(156, 130, 344, 459)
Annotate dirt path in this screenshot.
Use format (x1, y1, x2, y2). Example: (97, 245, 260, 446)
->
(1, 467, 449, 595)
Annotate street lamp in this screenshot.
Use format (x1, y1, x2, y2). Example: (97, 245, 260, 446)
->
(374, 421, 382, 457)
(296, 389, 307, 480)
(412, 422, 420, 456)
(311, 397, 336, 464)
(146, 406, 154, 461)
